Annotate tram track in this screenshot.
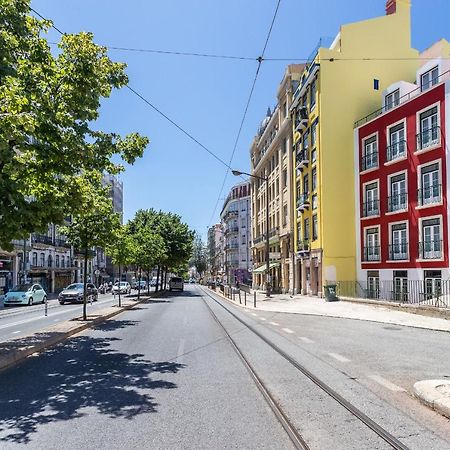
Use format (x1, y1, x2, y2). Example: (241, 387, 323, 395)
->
(198, 285, 409, 450)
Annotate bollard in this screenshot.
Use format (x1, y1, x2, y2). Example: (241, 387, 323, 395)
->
(244, 291, 247, 306)
(238, 290, 242, 304)
(44, 295, 48, 317)
(254, 291, 256, 308)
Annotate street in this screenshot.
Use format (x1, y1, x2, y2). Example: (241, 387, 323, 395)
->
(0, 285, 449, 449)
(0, 290, 154, 343)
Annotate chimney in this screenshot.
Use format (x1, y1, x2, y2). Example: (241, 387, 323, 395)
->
(385, 0, 396, 15)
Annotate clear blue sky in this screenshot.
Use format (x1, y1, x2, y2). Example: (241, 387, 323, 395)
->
(32, 0, 450, 239)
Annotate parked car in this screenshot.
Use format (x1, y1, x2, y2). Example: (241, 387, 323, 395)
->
(169, 277, 184, 292)
(112, 281, 131, 295)
(59, 283, 98, 304)
(3, 283, 47, 306)
(133, 280, 147, 290)
(150, 277, 159, 287)
(189, 278, 196, 284)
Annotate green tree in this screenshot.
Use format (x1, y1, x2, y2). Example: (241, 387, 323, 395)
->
(0, 1, 149, 249)
(61, 178, 120, 320)
(105, 225, 133, 307)
(190, 232, 207, 276)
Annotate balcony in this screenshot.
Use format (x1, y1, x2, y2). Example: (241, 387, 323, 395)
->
(54, 238, 71, 248)
(386, 140, 406, 162)
(417, 126, 440, 151)
(363, 246, 380, 262)
(387, 193, 408, 212)
(74, 248, 97, 258)
(361, 152, 378, 172)
(225, 226, 239, 236)
(253, 235, 264, 245)
(225, 243, 239, 251)
(294, 107, 308, 132)
(297, 240, 310, 254)
(388, 243, 408, 261)
(297, 193, 310, 211)
(418, 240, 442, 259)
(361, 200, 379, 217)
(269, 227, 279, 238)
(31, 234, 53, 245)
(417, 184, 441, 206)
(296, 150, 309, 171)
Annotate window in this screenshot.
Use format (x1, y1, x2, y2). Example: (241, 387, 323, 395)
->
(66, 256, 70, 267)
(418, 106, 439, 150)
(302, 130, 309, 152)
(303, 174, 309, 195)
(312, 167, 317, 191)
(390, 223, 408, 260)
(420, 218, 441, 259)
(310, 79, 317, 108)
(282, 169, 287, 188)
(311, 149, 317, 163)
(311, 122, 317, 148)
(297, 222, 302, 243)
(385, 89, 399, 111)
(282, 101, 287, 119)
(40, 253, 45, 267)
(419, 163, 440, 205)
(32, 252, 37, 267)
(312, 194, 318, 210)
(424, 270, 442, 300)
(421, 66, 439, 92)
(364, 228, 380, 261)
(393, 271, 408, 302)
(56, 255, 60, 268)
(363, 182, 379, 217)
(48, 255, 53, 268)
(312, 215, 318, 241)
(282, 205, 288, 227)
(304, 218, 310, 242)
(362, 136, 378, 171)
(388, 173, 407, 212)
(61, 256, 65, 268)
(367, 271, 380, 299)
(387, 123, 406, 161)
(282, 137, 287, 154)
(373, 79, 379, 90)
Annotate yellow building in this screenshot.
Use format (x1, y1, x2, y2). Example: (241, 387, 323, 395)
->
(292, 0, 419, 295)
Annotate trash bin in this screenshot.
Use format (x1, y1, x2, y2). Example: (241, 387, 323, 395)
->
(323, 284, 338, 302)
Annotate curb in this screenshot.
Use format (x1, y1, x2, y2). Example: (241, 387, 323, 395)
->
(413, 380, 450, 419)
(0, 294, 157, 373)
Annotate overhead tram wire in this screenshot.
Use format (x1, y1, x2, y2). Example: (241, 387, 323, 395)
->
(206, 0, 282, 229)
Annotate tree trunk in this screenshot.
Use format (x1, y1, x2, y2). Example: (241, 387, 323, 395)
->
(137, 267, 142, 300)
(164, 266, 168, 290)
(155, 265, 160, 292)
(118, 264, 121, 307)
(83, 249, 88, 321)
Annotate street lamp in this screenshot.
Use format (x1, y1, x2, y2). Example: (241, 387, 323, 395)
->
(232, 169, 270, 297)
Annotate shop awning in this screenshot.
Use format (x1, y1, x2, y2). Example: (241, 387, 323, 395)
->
(252, 262, 280, 274)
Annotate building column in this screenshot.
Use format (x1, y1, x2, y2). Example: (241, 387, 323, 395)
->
(301, 261, 307, 295)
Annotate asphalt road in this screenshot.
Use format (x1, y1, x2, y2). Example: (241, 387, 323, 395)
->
(0, 289, 154, 343)
(0, 285, 449, 449)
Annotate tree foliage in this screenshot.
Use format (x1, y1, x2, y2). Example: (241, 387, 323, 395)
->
(190, 232, 207, 275)
(0, 1, 149, 249)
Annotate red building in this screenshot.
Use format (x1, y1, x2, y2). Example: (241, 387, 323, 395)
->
(354, 46, 450, 303)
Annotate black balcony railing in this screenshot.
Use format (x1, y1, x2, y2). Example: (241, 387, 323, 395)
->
(387, 193, 408, 212)
(417, 184, 441, 206)
(297, 193, 310, 210)
(253, 235, 264, 245)
(225, 243, 239, 250)
(361, 152, 378, 171)
(269, 227, 279, 238)
(388, 243, 408, 260)
(417, 126, 440, 150)
(362, 246, 380, 262)
(418, 240, 442, 259)
(225, 226, 239, 235)
(294, 107, 308, 130)
(386, 140, 406, 162)
(297, 240, 310, 253)
(296, 150, 309, 168)
(361, 200, 379, 217)
(32, 234, 53, 245)
(74, 248, 97, 258)
(54, 238, 70, 248)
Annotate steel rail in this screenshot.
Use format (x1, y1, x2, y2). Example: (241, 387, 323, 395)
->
(198, 286, 409, 450)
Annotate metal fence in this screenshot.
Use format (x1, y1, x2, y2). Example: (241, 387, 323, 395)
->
(335, 280, 450, 308)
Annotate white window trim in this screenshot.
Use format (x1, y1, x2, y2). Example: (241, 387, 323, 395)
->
(362, 224, 381, 264)
(361, 178, 380, 220)
(418, 61, 440, 91)
(386, 169, 408, 215)
(415, 100, 441, 154)
(387, 220, 410, 262)
(385, 118, 407, 166)
(385, 88, 400, 110)
(360, 131, 379, 174)
(416, 158, 443, 210)
(417, 214, 444, 262)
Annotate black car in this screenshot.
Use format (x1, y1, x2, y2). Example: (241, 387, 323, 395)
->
(58, 283, 98, 304)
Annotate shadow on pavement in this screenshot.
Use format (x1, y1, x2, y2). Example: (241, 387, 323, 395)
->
(0, 320, 185, 444)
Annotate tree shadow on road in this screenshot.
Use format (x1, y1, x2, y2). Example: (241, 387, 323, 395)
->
(0, 322, 185, 444)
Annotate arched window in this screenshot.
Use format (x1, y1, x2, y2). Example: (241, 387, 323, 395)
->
(40, 253, 45, 267)
(32, 252, 37, 267)
(55, 255, 60, 268)
(61, 257, 65, 268)
(48, 255, 53, 268)
(66, 256, 70, 267)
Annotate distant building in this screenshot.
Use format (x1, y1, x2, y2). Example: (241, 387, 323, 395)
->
(103, 174, 124, 223)
(220, 182, 252, 285)
(207, 224, 223, 279)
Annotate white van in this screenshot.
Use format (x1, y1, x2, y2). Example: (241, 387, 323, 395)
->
(169, 277, 184, 292)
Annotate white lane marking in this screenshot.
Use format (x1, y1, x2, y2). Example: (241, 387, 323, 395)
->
(368, 375, 406, 392)
(269, 321, 279, 326)
(251, 313, 258, 317)
(176, 338, 185, 364)
(260, 317, 266, 321)
(11, 330, 21, 334)
(282, 327, 294, 334)
(299, 337, 314, 344)
(328, 352, 350, 363)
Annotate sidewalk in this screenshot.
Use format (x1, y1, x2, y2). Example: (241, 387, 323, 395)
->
(221, 290, 450, 332)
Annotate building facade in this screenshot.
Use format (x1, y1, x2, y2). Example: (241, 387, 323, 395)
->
(250, 65, 303, 293)
(291, 0, 419, 296)
(220, 182, 252, 285)
(354, 40, 450, 302)
(206, 223, 223, 280)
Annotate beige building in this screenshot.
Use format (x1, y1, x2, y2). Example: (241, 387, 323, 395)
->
(250, 65, 304, 293)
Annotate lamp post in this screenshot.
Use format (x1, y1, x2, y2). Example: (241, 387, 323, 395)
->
(232, 169, 270, 297)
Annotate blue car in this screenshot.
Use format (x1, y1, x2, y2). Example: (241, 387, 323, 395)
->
(3, 283, 47, 306)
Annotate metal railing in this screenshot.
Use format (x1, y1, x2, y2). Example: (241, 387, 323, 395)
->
(32, 234, 53, 245)
(54, 238, 70, 248)
(361, 200, 379, 217)
(225, 226, 239, 235)
(361, 152, 378, 171)
(362, 246, 380, 262)
(387, 193, 408, 212)
(297, 193, 310, 209)
(386, 140, 406, 162)
(297, 240, 310, 253)
(417, 184, 441, 206)
(296, 150, 309, 168)
(418, 240, 442, 259)
(336, 279, 450, 308)
(253, 235, 264, 245)
(417, 126, 440, 150)
(388, 243, 408, 260)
